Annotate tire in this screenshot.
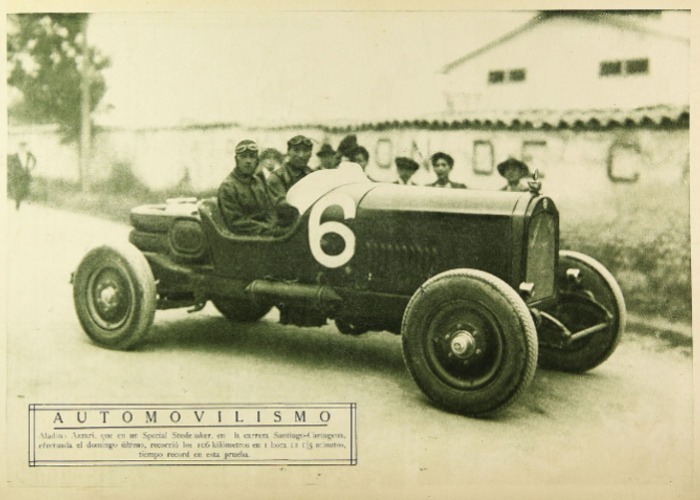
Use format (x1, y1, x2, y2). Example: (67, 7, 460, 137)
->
(402, 269, 538, 417)
(538, 250, 626, 372)
(73, 243, 156, 350)
(211, 296, 272, 322)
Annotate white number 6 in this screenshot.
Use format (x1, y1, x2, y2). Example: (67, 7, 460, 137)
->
(308, 193, 357, 268)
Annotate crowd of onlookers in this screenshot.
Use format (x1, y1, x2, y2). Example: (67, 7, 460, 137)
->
(250, 133, 533, 192)
(217, 133, 534, 236)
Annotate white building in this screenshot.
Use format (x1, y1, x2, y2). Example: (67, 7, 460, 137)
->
(440, 11, 689, 114)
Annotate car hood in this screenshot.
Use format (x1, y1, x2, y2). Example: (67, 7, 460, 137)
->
(356, 183, 532, 216)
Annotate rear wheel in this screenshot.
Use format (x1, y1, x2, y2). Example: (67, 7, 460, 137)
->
(73, 243, 156, 350)
(211, 296, 272, 322)
(538, 250, 626, 372)
(402, 269, 538, 417)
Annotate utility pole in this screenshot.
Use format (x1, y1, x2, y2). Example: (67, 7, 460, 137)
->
(79, 15, 91, 192)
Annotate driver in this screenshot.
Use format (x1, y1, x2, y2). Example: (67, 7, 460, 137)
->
(218, 139, 297, 237)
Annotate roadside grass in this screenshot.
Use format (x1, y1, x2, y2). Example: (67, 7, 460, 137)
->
(24, 176, 692, 324)
(558, 183, 691, 324)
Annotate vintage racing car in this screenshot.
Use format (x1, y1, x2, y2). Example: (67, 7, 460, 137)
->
(72, 163, 626, 416)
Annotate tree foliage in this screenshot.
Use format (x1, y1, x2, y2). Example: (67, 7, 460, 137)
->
(7, 14, 110, 142)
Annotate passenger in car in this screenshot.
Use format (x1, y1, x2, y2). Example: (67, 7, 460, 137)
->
(268, 135, 314, 200)
(257, 147, 284, 180)
(218, 139, 297, 237)
(428, 152, 467, 189)
(497, 158, 531, 192)
(393, 157, 419, 185)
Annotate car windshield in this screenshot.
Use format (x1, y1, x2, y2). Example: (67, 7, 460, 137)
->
(286, 161, 371, 214)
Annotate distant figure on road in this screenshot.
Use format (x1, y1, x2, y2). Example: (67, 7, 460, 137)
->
(497, 158, 531, 192)
(428, 152, 466, 189)
(7, 141, 37, 210)
(393, 157, 419, 185)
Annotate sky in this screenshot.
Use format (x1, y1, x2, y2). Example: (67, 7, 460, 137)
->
(87, 10, 534, 127)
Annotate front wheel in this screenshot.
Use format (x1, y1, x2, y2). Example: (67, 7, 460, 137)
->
(73, 243, 156, 350)
(538, 250, 626, 372)
(402, 269, 538, 417)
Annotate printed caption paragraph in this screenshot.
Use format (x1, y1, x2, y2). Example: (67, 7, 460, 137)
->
(29, 403, 357, 466)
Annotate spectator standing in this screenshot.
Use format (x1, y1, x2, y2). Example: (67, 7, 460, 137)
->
(393, 157, 419, 185)
(497, 158, 531, 192)
(428, 152, 466, 189)
(7, 141, 37, 210)
(316, 143, 339, 169)
(336, 134, 358, 163)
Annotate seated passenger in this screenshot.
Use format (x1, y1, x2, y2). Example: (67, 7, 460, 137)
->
(218, 139, 297, 237)
(428, 152, 467, 189)
(268, 135, 314, 200)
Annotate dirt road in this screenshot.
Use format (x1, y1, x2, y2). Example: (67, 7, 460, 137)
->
(3, 202, 695, 499)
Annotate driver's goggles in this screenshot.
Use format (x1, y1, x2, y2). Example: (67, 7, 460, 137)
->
(235, 143, 259, 154)
(288, 136, 313, 148)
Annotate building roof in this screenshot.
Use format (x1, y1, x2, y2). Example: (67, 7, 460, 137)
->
(316, 104, 689, 133)
(441, 11, 689, 75)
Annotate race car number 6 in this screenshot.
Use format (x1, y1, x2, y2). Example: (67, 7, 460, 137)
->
(308, 193, 356, 268)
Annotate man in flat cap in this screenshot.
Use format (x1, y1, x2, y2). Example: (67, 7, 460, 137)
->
(497, 158, 531, 192)
(317, 143, 339, 170)
(218, 139, 297, 236)
(428, 152, 467, 189)
(393, 157, 419, 185)
(268, 135, 314, 200)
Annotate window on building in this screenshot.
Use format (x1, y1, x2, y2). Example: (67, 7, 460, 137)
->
(489, 69, 526, 84)
(600, 58, 649, 77)
(600, 61, 622, 76)
(608, 143, 641, 183)
(625, 58, 649, 74)
(488, 71, 505, 84)
(375, 138, 393, 169)
(509, 69, 526, 82)
(472, 141, 494, 175)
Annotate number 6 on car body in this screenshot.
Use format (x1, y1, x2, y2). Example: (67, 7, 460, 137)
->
(308, 193, 357, 269)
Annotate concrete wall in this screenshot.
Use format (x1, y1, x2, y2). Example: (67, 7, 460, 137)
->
(8, 123, 689, 203)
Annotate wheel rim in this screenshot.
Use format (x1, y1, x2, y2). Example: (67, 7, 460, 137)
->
(85, 266, 133, 332)
(425, 299, 504, 389)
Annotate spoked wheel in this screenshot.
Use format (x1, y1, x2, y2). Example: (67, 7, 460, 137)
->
(211, 296, 272, 322)
(73, 243, 156, 350)
(402, 269, 538, 417)
(538, 250, 626, 372)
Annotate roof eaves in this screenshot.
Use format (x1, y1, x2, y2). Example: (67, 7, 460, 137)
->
(440, 13, 545, 74)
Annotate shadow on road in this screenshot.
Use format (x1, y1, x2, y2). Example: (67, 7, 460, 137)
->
(140, 315, 408, 380)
